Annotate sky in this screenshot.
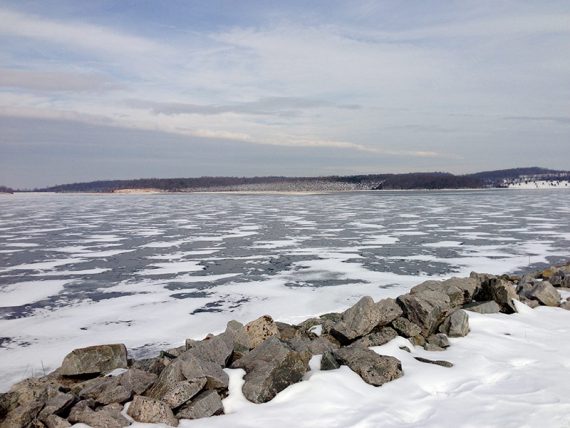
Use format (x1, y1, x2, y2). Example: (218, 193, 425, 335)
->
(0, 1, 569, 188)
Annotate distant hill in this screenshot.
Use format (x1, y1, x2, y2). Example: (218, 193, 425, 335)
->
(0, 186, 14, 194)
(24, 167, 570, 193)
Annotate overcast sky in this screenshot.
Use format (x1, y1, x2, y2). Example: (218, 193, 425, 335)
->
(1, 1, 569, 188)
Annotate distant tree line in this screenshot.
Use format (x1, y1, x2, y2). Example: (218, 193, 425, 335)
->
(0, 185, 14, 194)
(23, 167, 569, 193)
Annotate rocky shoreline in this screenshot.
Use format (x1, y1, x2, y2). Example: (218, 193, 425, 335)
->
(1, 263, 569, 428)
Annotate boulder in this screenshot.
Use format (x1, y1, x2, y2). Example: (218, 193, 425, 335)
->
(131, 357, 167, 376)
(44, 414, 72, 428)
(411, 280, 463, 307)
(285, 333, 340, 356)
(162, 378, 207, 409)
(332, 347, 403, 386)
(0, 399, 44, 428)
(518, 281, 561, 307)
(397, 290, 454, 337)
(409, 335, 426, 347)
(179, 334, 233, 367)
(77, 377, 131, 405)
(475, 278, 518, 313)
(146, 357, 228, 401)
(424, 343, 445, 352)
(232, 337, 311, 403)
(331, 297, 401, 343)
(179, 357, 229, 390)
(224, 320, 252, 357)
(59, 344, 128, 377)
(175, 390, 224, 420)
(375, 298, 404, 326)
(119, 368, 157, 395)
(38, 391, 75, 421)
(426, 333, 449, 348)
(349, 327, 398, 348)
(391, 317, 422, 338)
(549, 269, 570, 288)
(245, 315, 279, 348)
(561, 300, 570, 310)
(439, 310, 469, 337)
(127, 395, 179, 426)
(68, 400, 130, 428)
(463, 301, 501, 314)
(320, 351, 341, 371)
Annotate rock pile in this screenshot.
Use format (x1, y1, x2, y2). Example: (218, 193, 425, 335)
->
(1, 263, 569, 427)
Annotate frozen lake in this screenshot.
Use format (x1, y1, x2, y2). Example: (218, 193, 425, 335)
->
(0, 190, 569, 390)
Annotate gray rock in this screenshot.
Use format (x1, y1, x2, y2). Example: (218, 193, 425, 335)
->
(475, 278, 518, 313)
(549, 269, 570, 287)
(59, 344, 128, 376)
(320, 312, 343, 323)
(399, 346, 411, 353)
(414, 357, 453, 368)
(320, 351, 340, 371)
(165, 345, 186, 358)
(284, 332, 340, 356)
(147, 357, 228, 401)
(463, 301, 501, 314)
(224, 320, 252, 356)
(44, 414, 72, 428)
(391, 317, 422, 338)
(561, 300, 570, 310)
(0, 399, 44, 428)
(520, 296, 540, 308)
(333, 347, 403, 386)
(127, 395, 179, 426)
(162, 378, 207, 409)
(176, 390, 224, 420)
(439, 309, 469, 337)
(296, 317, 323, 332)
(38, 391, 75, 421)
(518, 281, 561, 307)
(307, 335, 341, 355)
(69, 401, 130, 428)
(375, 298, 404, 326)
(276, 322, 304, 341)
(179, 357, 229, 390)
(179, 334, 233, 367)
(77, 376, 131, 405)
(350, 327, 398, 348)
(427, 333, 449, 348)
(411, 280, 464, 307)
(397, 290, 454, 337)
(131, 357, 167, 376)
(331, 297, 401, 343)
(424, 343, 445, 352)
(245, 315, 279, 348)
(232, 337, 311, 403)
(409, 335, 426, 347)
(119, 368, 157, 395)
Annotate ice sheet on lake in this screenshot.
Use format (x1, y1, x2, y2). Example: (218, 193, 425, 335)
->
(0, 189, 569, 394)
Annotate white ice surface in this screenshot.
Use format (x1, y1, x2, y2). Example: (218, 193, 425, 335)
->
(0, 280, 67, 307)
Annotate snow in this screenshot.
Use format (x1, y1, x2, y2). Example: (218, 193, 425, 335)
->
(0, 280, 67, 307)
(129, 302, 570, 428)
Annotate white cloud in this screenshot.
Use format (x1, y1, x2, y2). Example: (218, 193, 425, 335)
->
(0, 7, 164, 56)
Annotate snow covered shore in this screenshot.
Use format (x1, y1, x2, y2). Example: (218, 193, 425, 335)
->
(2, 266, 569, 428)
